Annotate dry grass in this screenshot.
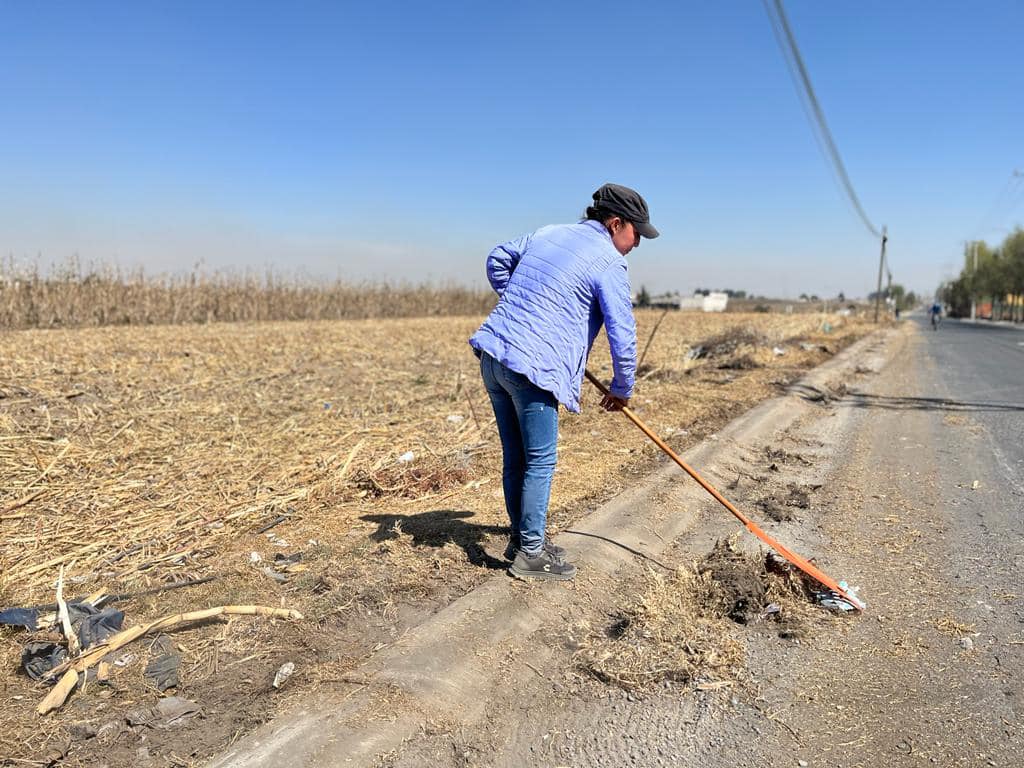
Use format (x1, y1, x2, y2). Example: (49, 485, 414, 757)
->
(0, 258, 495, 329)
(931, 616, 976, 637)
(575, 537, 824, 691)
(0, 309, 871, 764)
(574, 565, 746, 690)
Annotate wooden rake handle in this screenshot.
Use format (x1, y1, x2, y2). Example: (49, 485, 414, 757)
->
(584, 369, 863, 610)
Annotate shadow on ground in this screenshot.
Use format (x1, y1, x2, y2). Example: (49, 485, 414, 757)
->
(787, 383, 1024, 413)
(843, 391, 1024, 413)
(361, 509, 509, 570)
(563, 529, 673, 571)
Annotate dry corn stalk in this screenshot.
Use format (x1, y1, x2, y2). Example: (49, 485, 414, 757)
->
(55, 566, 81, 657)
(37, 604, 302, 715)
(39, 670, 79, 717)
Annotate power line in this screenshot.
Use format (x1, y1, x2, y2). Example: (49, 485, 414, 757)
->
(970, 169, 1023, 240)
(763, 0, 882, 239)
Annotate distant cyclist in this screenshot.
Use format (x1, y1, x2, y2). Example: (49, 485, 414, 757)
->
(929, 301, 942, 330)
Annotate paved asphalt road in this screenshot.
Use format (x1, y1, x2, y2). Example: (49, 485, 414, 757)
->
(917, 315, 1024, 498)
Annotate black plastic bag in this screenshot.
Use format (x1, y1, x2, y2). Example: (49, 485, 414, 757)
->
(76, 608, 125, 649)
(0, 607, 39, 631)
(22, 642, 68, 681)
(144, 634, 180, 691)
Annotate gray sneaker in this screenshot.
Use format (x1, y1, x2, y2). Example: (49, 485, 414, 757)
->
(509, 549, 577, 581)
(503, 537, 567, 562)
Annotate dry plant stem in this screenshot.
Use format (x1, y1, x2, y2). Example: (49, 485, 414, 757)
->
(24, 442, 71, 492)
(37, 605, 303, 715)
(45, 605, 304, 679)
(463, 387, 483, 433)
(37, 670, 79, 716)
(0, 488, 45, 515)
(338, 439, 365, 482)
(55, 566, 81, 657)
(82, 587, 109, 606)
(637, 307, 670, 370)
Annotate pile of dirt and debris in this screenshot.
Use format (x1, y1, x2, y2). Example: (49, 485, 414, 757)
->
(350, 449, 476, 499)
(689, 327, 769, 359)
(700, 539, 825, 629)
(576, 538, 828, 690)
(574, 564, 746, 691)
(696, 538, 769, 624)
(755, 482, 819, 522)
(683, 326, 771, 372)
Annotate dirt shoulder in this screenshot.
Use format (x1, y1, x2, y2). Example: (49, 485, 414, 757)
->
(0, 311, 871, 767)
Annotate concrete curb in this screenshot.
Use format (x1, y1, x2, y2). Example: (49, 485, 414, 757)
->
(208, 327, 900, 768)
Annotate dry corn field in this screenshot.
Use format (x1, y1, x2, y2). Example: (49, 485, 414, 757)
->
(0, 260, 496, 328)
(0, 310, 872, 766)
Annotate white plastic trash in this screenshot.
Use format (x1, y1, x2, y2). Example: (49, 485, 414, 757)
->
(272, 661, 295, 689)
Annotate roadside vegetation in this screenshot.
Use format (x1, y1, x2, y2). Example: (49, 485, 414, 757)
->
(940, 227, 1024, 320)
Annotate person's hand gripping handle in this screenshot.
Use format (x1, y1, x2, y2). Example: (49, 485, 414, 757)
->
(585, 370, 630, 411)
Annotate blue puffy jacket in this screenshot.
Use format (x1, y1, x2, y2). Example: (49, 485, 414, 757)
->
(469, 219, 637, 413)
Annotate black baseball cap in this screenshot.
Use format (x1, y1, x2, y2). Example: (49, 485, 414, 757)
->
(592, 183, 659, 239)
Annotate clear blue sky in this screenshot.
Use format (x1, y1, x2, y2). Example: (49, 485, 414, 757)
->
(2, 1, 1022, 299)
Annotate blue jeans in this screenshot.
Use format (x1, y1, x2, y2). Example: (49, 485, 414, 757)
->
(479, 353, 558, 556)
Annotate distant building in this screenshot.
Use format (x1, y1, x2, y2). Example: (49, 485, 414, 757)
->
(702, 292, 729, 312)
(632, 290, 729, 312)
(650, 292, 682, 310)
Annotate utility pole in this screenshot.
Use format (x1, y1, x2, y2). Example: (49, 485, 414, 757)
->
(970, 242, 978, 321)
(873, 226, 888, 323)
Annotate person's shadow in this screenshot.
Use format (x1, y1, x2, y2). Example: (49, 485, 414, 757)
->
(360, 510, 508, 570)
